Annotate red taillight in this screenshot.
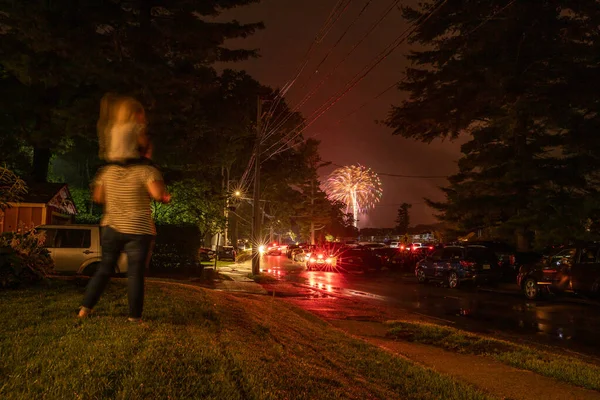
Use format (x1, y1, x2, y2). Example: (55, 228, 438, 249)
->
(460, 261, 475, 268)
(429, 246, 433, 250)
(509, 255, 516, 265)
(317, 254, 324, 259)
(400, 245, 405, 250)
(543, 269, 556, 274)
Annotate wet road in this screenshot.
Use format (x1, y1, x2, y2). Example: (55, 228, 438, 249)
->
(262, 255, 600, 356)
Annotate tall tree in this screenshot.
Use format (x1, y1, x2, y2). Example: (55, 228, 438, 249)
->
(386, 1, 600, 250)
(394, 203, 412, 234)
(0, 0, 263, 181)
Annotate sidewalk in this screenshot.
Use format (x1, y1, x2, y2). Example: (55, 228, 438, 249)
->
(212, 260, 267, 295)
(333, 319, 600, 400)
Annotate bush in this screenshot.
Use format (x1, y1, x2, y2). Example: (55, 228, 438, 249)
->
(0, 229, 54, 288)
(150, 225, 203, 271)
(235, 250, 253, 263)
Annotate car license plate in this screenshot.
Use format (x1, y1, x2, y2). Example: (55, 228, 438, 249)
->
(482, 264, 490, 270)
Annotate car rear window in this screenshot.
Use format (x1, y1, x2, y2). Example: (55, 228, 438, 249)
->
(466, 247, 497, 262)
(442, 248, 463, 260)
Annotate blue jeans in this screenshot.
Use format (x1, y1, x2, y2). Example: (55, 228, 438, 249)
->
(82, 226, 154, 319)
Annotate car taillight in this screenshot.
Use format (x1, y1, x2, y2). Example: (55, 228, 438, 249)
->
(326, 258, 333, 264)
(400, 245, 405, 250)
(509, 255, 516, 265)
(317, 254, 324, 259)
(429, 246, 433, 250)
(309, 258, 316, 263)
(460, 261, 475, 268)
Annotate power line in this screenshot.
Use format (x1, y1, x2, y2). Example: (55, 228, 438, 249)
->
(466, 0, 517, 37)
(329, 162, 448, 178)
(263, 0, 404, 142)
(242, 0, 355, 189)
(262, 0, 353, 136)
(313, 0, 374, 75)
(337, 0, 518, 125)
(378, 172, 448, 179)
(373, 202, 428, 207)
(262, 0, 375, 144)
(263, 0, 448, 160)
(337, 80, 399, 123)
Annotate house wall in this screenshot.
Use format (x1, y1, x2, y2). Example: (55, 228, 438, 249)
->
(0, 204, 45, 233)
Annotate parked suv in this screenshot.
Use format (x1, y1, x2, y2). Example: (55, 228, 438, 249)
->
(37, 225, 127, 275)
(517, 244, 600, 300)
(468, 241, 518, 281)
(416, 245, 500, 288)
(217, 246, 237, 261)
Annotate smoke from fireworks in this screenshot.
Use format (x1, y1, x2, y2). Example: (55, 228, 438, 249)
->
(324, 164, 383, 227)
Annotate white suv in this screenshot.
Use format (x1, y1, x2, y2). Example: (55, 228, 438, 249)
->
(37, 225, 127, 275)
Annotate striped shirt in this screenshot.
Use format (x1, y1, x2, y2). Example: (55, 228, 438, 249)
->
(94, 164, 163, 235)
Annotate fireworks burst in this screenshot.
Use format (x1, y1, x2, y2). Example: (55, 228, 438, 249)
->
(324, 164, 383, 227)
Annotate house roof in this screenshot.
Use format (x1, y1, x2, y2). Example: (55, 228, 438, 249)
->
(21, 182, 68, 204)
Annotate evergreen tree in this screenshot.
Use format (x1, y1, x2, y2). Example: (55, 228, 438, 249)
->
(394, 203, 412, 234)
(0, 0, 263, 181)
(386, 1, 600, 250)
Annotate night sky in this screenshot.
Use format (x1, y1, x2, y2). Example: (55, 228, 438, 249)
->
(214, 0, 465, 228)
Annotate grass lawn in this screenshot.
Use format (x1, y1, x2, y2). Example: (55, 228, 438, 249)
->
(202, 260, 236, 269)
(0, 279, 493, 400)
(387, 320, 600, 391)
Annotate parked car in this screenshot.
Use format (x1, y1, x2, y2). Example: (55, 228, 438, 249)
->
(37, 224, 127, 275)
(306, 249, 337, 270)
(415, 245, 500, 288)
(337, 247, 382, 272)
(217, 246, 236, 261)
(198, 247, 215, 262)
(468, 241, 518, 281)
(357, 242, 387, 250)
(266, 243, 283, 256)
(292, 248, 307, 262)
(286, 244, 300, 258)
(517, 244, 600, 300)
(372, 247, 401, 268)
(390, 246, 434, 270)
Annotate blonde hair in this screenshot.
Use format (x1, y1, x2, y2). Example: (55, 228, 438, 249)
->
(98, 94, 148, 161)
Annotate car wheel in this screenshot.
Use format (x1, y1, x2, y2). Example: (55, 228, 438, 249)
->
(416, 268, 428, 283)
(523, 277, 539, 300)
(447, 271, 459, 289)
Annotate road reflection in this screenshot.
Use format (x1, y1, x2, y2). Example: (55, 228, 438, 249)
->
(262, 255, 600, 354)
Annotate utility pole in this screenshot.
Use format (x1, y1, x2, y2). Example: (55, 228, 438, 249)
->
(224, 167, 230, 247)
(251, 97, 262, 275)
(310, 178, 315, 245)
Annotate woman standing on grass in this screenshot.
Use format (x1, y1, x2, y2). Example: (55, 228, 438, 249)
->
(78, 95, 170, 322)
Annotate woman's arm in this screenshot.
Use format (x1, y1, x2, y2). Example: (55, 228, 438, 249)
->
(92, 184, 105, 204)
(147, 180, 171, 203)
